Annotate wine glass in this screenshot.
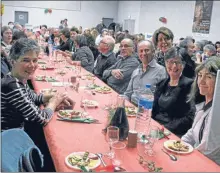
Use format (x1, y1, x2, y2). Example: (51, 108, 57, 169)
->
(106, 126, 119, 159)
(144, 125, 160, 156)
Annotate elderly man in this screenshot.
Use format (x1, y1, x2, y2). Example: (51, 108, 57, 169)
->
(203, 44, 217, 60)
(124, 40, 167, 105)
(93, 36, 117, 79)
(103, 38, 140, 94)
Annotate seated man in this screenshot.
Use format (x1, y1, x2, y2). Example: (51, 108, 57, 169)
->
(124, 40, 167, 105)
(102, 38, 140, 94)
(93, 36, 117, 79)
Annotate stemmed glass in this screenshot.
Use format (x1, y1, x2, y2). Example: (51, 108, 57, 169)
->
(106, 126, 119, 159)
(144, 125, 160, 156)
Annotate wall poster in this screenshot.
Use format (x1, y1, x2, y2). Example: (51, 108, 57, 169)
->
(192, 0, 213, 35)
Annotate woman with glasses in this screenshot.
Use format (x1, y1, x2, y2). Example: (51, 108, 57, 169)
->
(152, 47, 195, 137)
(152, 27, 174, 67)
(182, 57, 220, 165)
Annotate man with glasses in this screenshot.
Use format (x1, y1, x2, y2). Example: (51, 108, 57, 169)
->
(93, 36, 117, 79)
(103, 38, 140, 94)
(124, 40, 167, 105)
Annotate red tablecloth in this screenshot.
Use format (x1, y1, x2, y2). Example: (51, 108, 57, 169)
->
(33, 59, 220, 172)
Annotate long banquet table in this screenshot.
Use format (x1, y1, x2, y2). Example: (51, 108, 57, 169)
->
(32, 57, 220, 172)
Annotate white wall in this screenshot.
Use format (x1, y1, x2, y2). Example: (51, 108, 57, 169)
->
(117, 1, 141, 34)
(118, 1, 220, 42)
(2, 1, 118, 29)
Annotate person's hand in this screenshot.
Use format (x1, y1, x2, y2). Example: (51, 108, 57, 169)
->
(55, 97, 76, 110)
(42, 92, 56, 104)
(1, 47, 8, 57)
(111, 69, 124, 79)
(65, 50, 73, 57)
(46, 92, 68, 111)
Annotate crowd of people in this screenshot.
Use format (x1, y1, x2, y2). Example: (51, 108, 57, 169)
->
(1, 19, 220, 171)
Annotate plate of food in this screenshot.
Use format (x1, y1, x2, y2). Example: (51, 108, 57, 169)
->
(57, 110, 82, 119)
(39, 65, 55, 70)
(38, 61, 47, 64)
(164, 140, 193, 154)
(125, 106, 137, 116)
(81, 99, 99, 108)
(81, 74, 95, 80)
(56, 70, 66, 75)
(40, 88, 57, 94)
(95, 86, 112, 94)
(65, 151, 101, 171)
(87, 84, 100, 90)
(35, 75, 46, 81)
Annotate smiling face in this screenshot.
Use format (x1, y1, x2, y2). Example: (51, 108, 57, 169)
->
(197, 68, 216, 99)
(187, 41, 195, 57)
(157, 33, 173, 53)
(138, 41, 154, 65)
(165, 57, 184, 80)
(13, 50, 39, 80)
(120, 39, 134, 58)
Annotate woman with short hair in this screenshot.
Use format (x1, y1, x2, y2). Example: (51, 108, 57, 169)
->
(152, 27, 174, 67)
(1, 38, 73, 131)
(152, 47, 195, 137)
(182, 57, 220, 165)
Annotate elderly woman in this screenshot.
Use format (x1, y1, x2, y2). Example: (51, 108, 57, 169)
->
(1, 26, 13, 56)
(152, 27, 174, 67)
(1, 38, 73, 131)
(202, 44, 217, 61)
(179, 38, 196, 79)
(152, 47, 195, 137)
(63, 34, 94, 73)
(182, 57, 220, 165)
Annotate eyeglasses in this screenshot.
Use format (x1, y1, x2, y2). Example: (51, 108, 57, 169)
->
(166, 60, 183, 66)
(99, 41, 108, 45)
(119, 44, 133, 49)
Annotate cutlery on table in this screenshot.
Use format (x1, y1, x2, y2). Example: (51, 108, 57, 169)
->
(96, 153, 107, 167)
(161, 149, 177, 161)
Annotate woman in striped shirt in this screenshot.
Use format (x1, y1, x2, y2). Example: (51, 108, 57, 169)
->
(1, 38, 73, 131)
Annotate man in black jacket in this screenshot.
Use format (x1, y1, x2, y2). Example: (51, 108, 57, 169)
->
(179, 38, 196, 79)
(93, 36, 117, 79)
(57, 28, 73, 52)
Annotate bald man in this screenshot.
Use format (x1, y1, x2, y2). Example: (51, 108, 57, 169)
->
(124, 40, 167, 105)
(103, 38, 140, 94)
(93, 36, 117, 79)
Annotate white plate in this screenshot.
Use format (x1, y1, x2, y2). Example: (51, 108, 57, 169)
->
(163, 140, 194, 154)
(57, 110, 82, 119)
(40, 88, 57, 93)
(65, 152, 101, 170)
(82, 100, 99, 108)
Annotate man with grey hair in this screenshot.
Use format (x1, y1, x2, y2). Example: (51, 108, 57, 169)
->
(203, 44, 216, 60)
(93, 36, 117, 79)
(124, 40, 167, 105)
(103, 38, 140, 94)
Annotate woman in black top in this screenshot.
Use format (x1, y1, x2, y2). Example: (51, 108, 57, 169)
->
(152, 47, 195, 137)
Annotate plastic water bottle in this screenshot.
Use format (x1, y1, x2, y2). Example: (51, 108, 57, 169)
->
(135, 84, 154, 138)
(135, 84, 154, 155)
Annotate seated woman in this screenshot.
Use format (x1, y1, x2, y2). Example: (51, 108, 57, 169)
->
(152, 47, 195, 137)
(182, 57, 220, 165)
(1, 38, 73, 131)
(62, 34, 94, 73)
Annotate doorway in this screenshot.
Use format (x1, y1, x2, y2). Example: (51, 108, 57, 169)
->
(102, 18, 114, 28)
(14, 11, 29, 26)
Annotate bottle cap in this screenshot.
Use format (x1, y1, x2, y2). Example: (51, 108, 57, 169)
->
(146, 84, 151, 88)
